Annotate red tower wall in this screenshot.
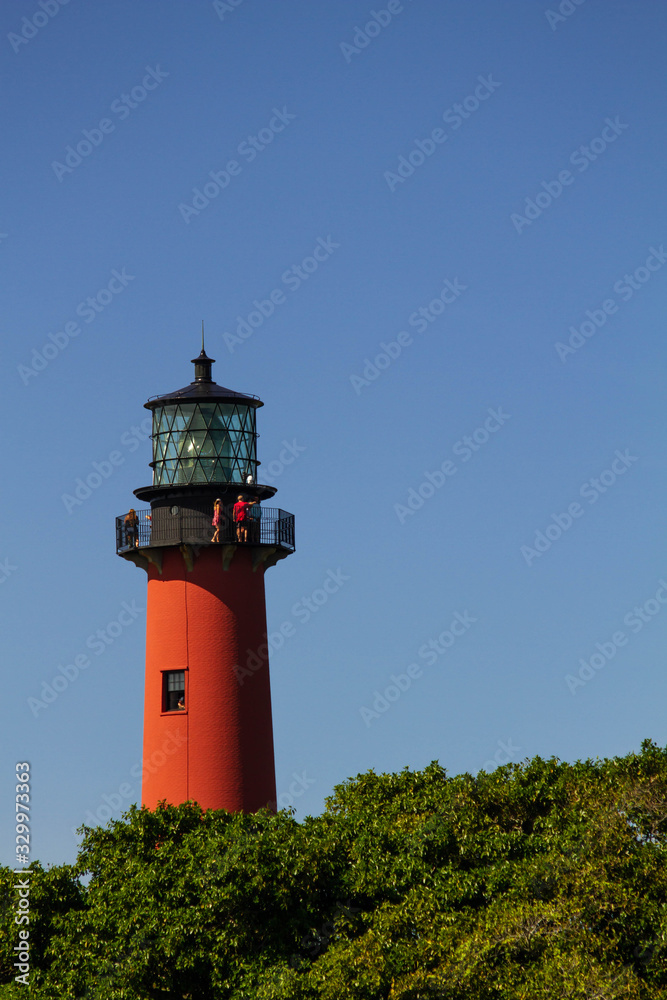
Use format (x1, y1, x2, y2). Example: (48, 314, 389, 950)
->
(141, 545, 276, 812)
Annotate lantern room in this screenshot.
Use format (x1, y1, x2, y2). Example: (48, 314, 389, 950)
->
(147, 346, 261, 488)
(120, 342, 294, 560)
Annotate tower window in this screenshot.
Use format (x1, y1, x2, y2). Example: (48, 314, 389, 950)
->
(163, 671, 186, 712)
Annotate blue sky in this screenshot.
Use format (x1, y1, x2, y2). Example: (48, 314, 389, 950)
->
(1, 0, 666, 867)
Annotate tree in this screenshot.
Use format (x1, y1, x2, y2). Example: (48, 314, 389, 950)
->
(2, 742, 667, 998)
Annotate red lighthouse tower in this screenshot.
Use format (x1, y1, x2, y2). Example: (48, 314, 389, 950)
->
(116, 344, 295, 812)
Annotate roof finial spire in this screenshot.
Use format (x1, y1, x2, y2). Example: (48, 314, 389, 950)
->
(191, 323, 215, 382)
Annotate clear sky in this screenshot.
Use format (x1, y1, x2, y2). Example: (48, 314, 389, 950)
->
(1, 0, 666, 867)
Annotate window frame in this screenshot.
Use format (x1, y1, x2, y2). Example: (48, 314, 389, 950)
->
(161, 669, 188, 715)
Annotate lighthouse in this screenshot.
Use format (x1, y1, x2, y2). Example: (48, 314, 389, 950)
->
(116, 343, 295, 813)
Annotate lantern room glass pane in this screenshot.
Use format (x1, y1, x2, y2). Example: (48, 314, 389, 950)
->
(156, 406, 176, 434)
(199, 403, 218, 424)
(210, 410, 228, 430)
(163, 438, 179, 461)
(199, 433, 217, 457)
(171, 408, 189, 432)
(188, 409, 208, 431)
(162, 460, 178, 483)
(187, 431, 207, 452)
(152, 402, 257, 485)
(209, 430, 230, 454)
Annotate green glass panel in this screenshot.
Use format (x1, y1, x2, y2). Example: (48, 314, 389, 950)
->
(177, 434, 194, 457)
(211, 406, 229, 430)
(237, 432, 253, 455)
(200, 458, 216, 480)
(164, 437, 179, 461)
(169, 430, 186, 452)
(158, 406, 177, 433)
(188, 431, 207, 454)
(173, 458, 193, 484)
(188, 407, 208, 431)
(199, 404, 218, 427)
(209, 430, 230, 455)
(191, 461, 207, 483)
(199, 433, 217, 458)
(171, 407, 190, 433)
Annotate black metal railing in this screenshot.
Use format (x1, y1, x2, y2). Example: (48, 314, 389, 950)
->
(115, 506, 295, 554)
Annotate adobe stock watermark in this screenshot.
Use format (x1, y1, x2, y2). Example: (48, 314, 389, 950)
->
(565, 579, 667, 695)
(72, 729, 186, 833)
(545, 0, 587, 31)
(394, 407, 510, 523)
(8, 0, 72, 54)
(27, 600, 144, 717)
(481, 738, 522, 772)
(555, 245, 667, 362)
(521, 449, 638, 567)
(260, 439, 306, 486)
(0, 557, 18, 585)
(12, 841, 32, 987)
(359, 611, 477, 726)
(350, 277, 468, 394)
(213, 0, 247, 20)
(223, 236, 339, 352)
(269, 771, 315, 812)
(179, 107, 296, 224)
(340, 0, 414, 63)
(61, 417, 152, 513)
(234, 568, 350, 685)
(510, 117, 628, 234)
(384, 74, 501, 192)
(17, 267, 136, 385)
(51, 67, 169, 181)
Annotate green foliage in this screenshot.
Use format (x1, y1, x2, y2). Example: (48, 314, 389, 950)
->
(2, 742, 667, 998)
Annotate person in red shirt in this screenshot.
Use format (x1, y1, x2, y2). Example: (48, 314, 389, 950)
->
(233, 494, 258, 543)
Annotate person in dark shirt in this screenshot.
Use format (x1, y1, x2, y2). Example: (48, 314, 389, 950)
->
(124, 509, 139, 548)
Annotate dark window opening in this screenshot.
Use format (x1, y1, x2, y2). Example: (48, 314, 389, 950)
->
(163, 671, 185, 712)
